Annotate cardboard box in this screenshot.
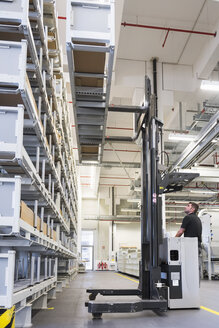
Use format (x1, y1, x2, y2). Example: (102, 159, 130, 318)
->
(43, 222, 47, 235)
(37, 216, 41, 231)
(53, 230, 57, 241)
(20, 201, 34, 227)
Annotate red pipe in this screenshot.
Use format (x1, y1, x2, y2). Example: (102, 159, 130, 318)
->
(166, 202, 219, 205)
(121, 22, 217, 37)
(162, 29, 170, 47)
(215, 152, 219, 165)
(73, 147, 139, 153)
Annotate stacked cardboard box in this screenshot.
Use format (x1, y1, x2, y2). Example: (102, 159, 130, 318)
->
(20, 201, 56, 240)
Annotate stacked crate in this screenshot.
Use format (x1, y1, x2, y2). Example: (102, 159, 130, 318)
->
(117, 247, 140, 277)
(0, 1, 78, 327)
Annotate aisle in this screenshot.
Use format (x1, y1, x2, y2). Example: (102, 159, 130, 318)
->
(32, 271, 219, 328)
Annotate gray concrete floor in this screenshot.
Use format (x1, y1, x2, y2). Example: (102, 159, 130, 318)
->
(32, 271, 219, 328)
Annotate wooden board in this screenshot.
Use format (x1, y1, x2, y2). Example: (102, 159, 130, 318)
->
(43, 222, 47, 235)
(53, 230, 57, 241)
(74, 48, 105, 87)
(20, 201, 34, 227)
(81, 145, 98, 154)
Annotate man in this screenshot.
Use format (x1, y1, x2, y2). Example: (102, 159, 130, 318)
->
(175, 202, 202, 248)
(175, 202, 202, 281)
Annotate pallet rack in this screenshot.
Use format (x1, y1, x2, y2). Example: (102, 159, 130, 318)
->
(0, 1, 78, 327)
(66, 0, 115, 162)
(117, 247, 140, 277)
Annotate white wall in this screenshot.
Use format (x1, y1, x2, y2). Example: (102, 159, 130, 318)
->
(165, 222, 179, 237)
(81, 197, 110, 263)
(114, 222, 141, 251)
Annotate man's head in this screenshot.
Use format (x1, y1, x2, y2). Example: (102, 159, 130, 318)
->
(184, 202, 199, 214)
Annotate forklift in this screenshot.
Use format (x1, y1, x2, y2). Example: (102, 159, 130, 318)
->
(85, 60, 199, 318)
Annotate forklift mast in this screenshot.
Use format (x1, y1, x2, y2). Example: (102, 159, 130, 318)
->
(85, 60, 199, 317)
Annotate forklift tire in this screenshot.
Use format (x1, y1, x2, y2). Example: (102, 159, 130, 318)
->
(89, 294, 96, 301)
(92, 313, 102, 319)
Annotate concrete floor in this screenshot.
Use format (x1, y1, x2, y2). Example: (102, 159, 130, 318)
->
(32, 271, 219, 328)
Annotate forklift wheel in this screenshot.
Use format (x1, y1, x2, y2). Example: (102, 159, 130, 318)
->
(89, 294, 96, 301)
(159, 308, 167, 313)
(92, 313, 102, 319)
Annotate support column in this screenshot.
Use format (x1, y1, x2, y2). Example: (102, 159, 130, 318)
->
(32, 293, 48, 310)
(47, 287, 56, 300)
(15, 305, 32, 328)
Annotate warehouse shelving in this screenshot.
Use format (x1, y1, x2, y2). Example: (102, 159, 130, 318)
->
(66, 0, 115, 162)
(117, 247, 140, 277)
(0, 1, 78, 326)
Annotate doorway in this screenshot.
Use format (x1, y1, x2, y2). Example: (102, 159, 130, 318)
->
(81, 230, 94, 270)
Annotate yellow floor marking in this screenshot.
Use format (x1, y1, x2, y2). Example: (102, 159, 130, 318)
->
(116, 274, 219, 316)
(115, 272, 139, 283)
(200, 306, 219, 316)
(47, 307, 54, 310)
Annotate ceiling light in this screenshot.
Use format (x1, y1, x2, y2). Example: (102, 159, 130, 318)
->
(200, 80, 219, 91)
(121, 208, 140, 212)
(165, 210, 183, 213)
(117, 215, 140, 218)
(190, 189, 218, 194)
(212, 138, 219, 143)
(168, 133, 196, 142)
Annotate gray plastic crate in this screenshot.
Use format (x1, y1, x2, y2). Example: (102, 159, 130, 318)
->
(0, 251, 15, 308)
(0, 40, 27, 91)
(0, 176, 21, 234)
(66, 0, 115, 44)
(0, 0, 28, 25)
(0, 106, 24, 161)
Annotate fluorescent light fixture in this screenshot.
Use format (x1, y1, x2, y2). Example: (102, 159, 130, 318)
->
(121, 208, 140, 212)
(166, 205, 185, 208)
(117, 215, 140, 218)
(165, 210, 183, 213)
(190, 189, 218, 194)
(200, 80, 219, 91)
(168, 133, 196, 142)
(212, 138, 219, 143)
(127, 199, 141, 203)
(166, 216, 183, 219)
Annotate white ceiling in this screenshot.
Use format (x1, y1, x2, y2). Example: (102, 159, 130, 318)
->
(118, 0, 219, 64)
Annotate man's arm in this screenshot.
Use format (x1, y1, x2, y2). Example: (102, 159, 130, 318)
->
(175, 228, 185, 237)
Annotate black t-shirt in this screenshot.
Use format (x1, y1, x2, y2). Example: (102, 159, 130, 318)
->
(181, 213, 202, 247)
